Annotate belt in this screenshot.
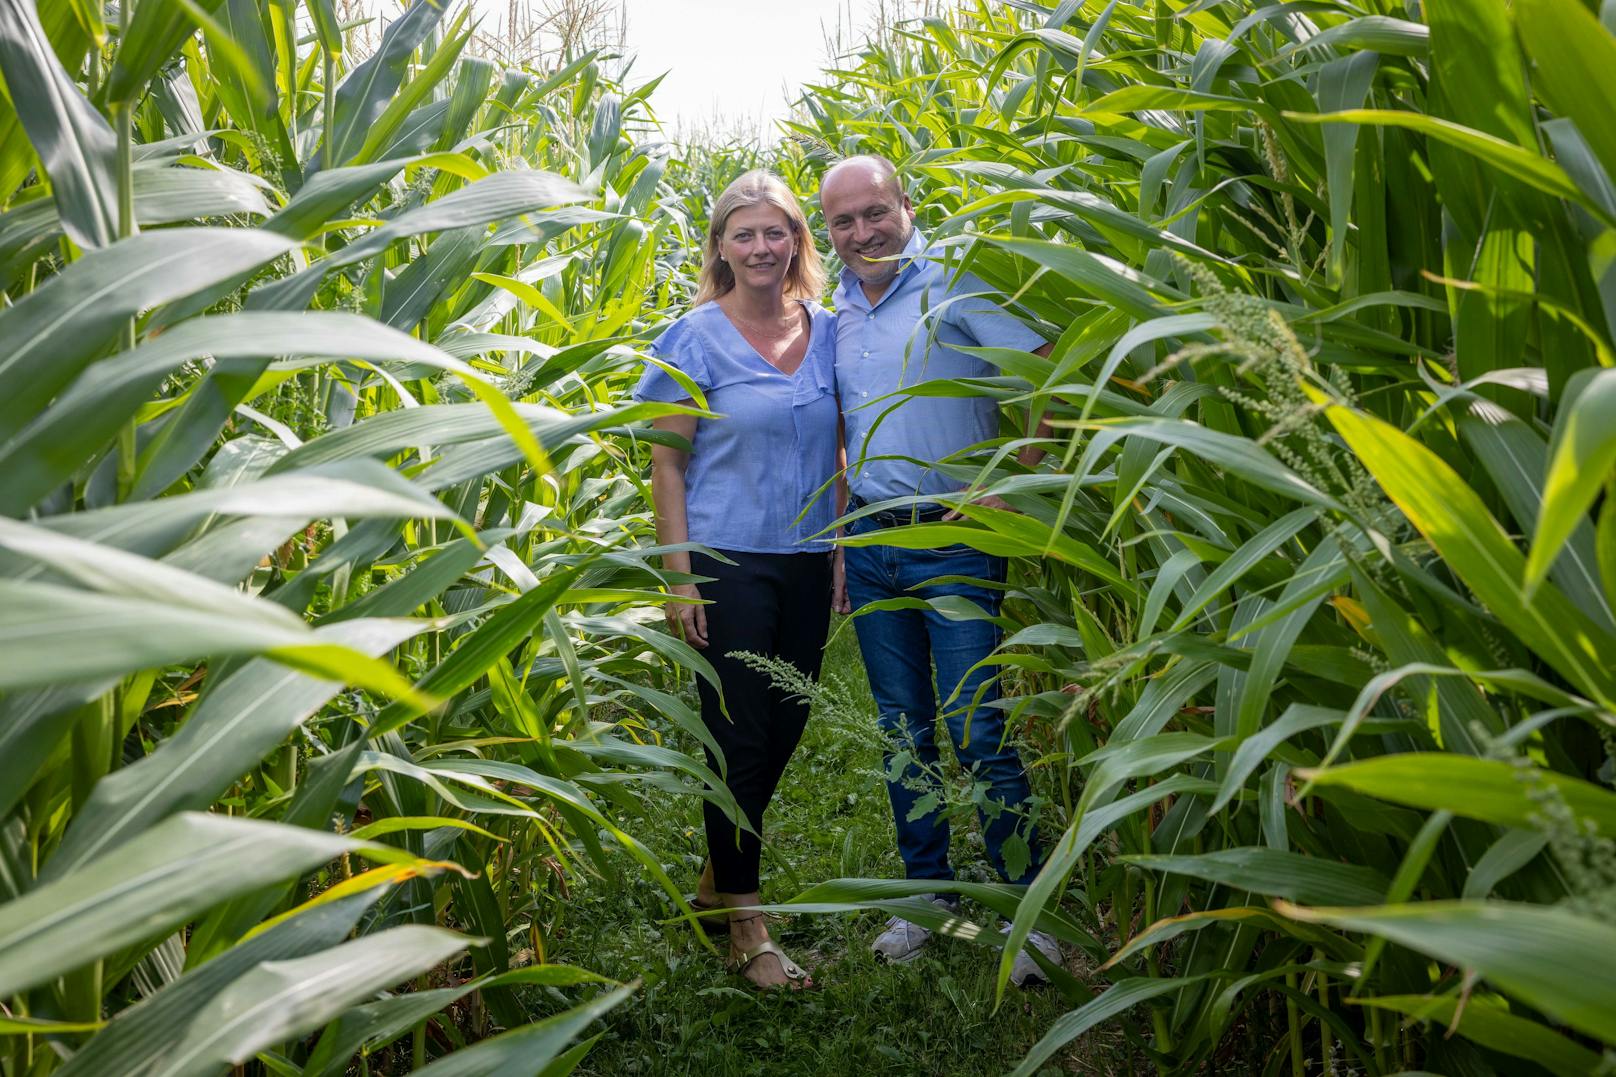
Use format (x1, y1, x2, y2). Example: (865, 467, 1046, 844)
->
(850, 496, 951, 529)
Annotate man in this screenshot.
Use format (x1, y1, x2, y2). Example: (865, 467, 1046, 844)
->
(821, 154, 1061, 985)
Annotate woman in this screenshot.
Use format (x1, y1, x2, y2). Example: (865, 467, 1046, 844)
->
(633, 170, 846, 990)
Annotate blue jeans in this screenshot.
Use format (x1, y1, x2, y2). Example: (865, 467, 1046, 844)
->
(844, 514, 1041, 883)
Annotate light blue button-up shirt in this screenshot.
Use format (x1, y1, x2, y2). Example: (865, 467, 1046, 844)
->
(634, 300, 839, 554)
(834, 230, 1047, 503)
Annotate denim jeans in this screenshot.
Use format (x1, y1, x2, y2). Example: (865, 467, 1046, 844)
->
(844, 514, 1041, 883)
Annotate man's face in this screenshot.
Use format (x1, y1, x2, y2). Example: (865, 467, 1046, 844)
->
(822, 166, 916, 287)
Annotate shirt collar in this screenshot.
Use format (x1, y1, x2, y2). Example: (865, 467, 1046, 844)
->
(835, 228, 929, 310)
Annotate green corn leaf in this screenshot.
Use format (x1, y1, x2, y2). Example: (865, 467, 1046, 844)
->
(1297, 754, 1616, 836)
(1527, 369, 1616, 595)
(150, 926, 473, 1077)
(0, 0, 117, 248)
(54, 891, 387, 1077)
(1462, 829, 1550, 900)
(3, 305, 463, 505)
(410, 983, 636, 1077)
(1105, 906, 1357, 972)
(201, 0, 294, 186)
(33, 460, 455, 557)
(349, 13, 470, 166)
(0, 228, 296, 446)
(1122, 848, 1390, 906)
(982, 234, 1172, 319)
(105, 0, 229, 106)
(1271, 15, 1428, 60)
(0, 578, 423, 700)
(1075, 417, 1343, 511)
(1009, 976, 1209, 1077)
(1460, 399, 1615, 630)
(305, 0, 343, 56)
(1327, 402, 1616, 707)
(1279, 900, 1616, 1042)
(0, 162, 272, 279)
(1211, 704, 1345, 815)
(1356, 994, 1602, 1077)
(322, 0, 448, 167)
(1515, 0, 1616, 188)
(368, 566, 581, 737)
(0, 813, 364, 996)
(47, 619, 427, 876)
(1289, 110, 1616, 227)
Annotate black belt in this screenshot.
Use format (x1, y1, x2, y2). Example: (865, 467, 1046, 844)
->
(850, 497, 950, 529)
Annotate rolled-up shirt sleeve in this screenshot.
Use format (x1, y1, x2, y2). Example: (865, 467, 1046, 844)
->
(633, 320, 712, 403)
(944, 273, 1047, 352)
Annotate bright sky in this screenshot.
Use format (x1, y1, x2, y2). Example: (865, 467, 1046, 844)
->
(616, 0, 877, 140)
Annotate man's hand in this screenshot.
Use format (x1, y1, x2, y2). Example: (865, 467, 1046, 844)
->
(942, 493, 1015, 520)
(665, 582, 708, 648)
(831, 548, 852, 615)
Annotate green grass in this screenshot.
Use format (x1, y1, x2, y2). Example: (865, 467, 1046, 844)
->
(552, 622, 1129, 1076)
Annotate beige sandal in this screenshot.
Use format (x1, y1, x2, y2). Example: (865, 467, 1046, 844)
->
(726, 939, 813, 990)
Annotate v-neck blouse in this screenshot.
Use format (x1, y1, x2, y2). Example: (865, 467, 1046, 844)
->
(633, 300, 839, 554)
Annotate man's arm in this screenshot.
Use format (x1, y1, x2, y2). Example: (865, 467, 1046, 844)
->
(945, 340, 1056, 519)
(1017, 341, 1056, 468)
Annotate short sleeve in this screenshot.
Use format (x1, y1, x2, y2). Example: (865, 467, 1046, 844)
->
(632, 317, 712, 403)
(943, 272, 1047, 353)
(809, 305, 838, 397)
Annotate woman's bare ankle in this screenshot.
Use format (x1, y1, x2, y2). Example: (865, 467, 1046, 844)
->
(696, 863, 719, 905)
(727, 911, 769, 946)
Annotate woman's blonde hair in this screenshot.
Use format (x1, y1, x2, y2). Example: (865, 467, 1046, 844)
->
(692, 169, 825, 307)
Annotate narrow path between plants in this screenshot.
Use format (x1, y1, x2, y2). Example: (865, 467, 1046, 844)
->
(551, 622, 1125, 1076)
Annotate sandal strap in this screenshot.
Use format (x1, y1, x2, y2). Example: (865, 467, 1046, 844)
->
(729, 940, 808, 981)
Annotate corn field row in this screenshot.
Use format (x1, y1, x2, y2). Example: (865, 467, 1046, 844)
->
(0, 0, 1613, 1073)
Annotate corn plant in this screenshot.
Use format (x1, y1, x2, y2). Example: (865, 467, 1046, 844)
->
(0, 1, 729, 1072)
(780, 1, 1616, 1072)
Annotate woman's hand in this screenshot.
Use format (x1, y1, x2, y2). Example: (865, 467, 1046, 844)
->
(666, 582, 708, 648)
(831, 548, 852, 615)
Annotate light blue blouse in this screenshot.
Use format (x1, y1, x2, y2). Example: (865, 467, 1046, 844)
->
(835, 230, 1047, 502)
(633, 300, 839, 554)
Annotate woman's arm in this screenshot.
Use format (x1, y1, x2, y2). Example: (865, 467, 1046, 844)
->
(649, 413, 708, 648)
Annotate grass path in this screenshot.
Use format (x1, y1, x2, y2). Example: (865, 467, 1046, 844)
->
(550, 620, 1127, 1076)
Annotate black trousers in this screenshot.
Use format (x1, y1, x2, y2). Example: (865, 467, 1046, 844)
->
(691, 549, 832, 894)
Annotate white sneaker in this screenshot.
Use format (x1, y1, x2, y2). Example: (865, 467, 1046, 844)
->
(1001, 924, 1062, 986)
(871, 895, 958, 963)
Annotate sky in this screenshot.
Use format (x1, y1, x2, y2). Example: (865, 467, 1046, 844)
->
(614, 0, 875, 139)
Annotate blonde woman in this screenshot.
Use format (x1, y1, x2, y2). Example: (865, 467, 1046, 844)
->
(633, 170, 845, 990)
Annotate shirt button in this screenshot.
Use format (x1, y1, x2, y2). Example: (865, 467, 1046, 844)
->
(861, 391, 868, 397)
(861, 350, 870, 358)
(866, 313, 874, 320)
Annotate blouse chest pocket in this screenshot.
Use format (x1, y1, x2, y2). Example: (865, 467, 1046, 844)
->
(791, 336, 837, 408)
(792, 372, 833, 408)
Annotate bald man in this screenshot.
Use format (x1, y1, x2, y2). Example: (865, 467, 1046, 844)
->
(821, 155, 1060, 984)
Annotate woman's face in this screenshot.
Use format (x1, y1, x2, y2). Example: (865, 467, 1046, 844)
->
(717, 203, 797, 293)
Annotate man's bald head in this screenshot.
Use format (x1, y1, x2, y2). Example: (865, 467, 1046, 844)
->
(821, 154, 916, 290)
(822, 154, 904, 204)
